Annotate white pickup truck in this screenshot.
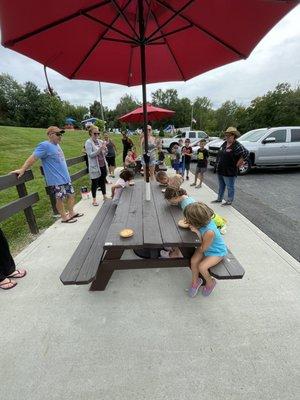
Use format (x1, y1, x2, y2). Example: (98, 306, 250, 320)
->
(161, 130, 209, 153)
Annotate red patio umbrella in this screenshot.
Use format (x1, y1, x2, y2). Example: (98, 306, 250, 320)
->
(0, 0, 297, 199)
(119, 103, 175, 123)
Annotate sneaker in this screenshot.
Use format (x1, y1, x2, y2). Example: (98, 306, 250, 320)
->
(159, 250, 170, 258)
(186, 176, 189, 180)
(188, 278, 203, 298)
(202, 279, 217, 296)
(221, 201, 232, 206)
(211, 199, 222, 203)
(190, 183, 196, 186)
(195, 184, 202, 188)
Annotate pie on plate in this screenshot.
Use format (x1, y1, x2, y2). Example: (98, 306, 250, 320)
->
(119, 228, 134, 238)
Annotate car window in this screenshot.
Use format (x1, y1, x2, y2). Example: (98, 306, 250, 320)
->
(240, 129, 268, 142)
(197, 132, 206, 139)
(291, 129, 300, 142)
(266, 129, 286, 143)
(189, 132, 196, 138)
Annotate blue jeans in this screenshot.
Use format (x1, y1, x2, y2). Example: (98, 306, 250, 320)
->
(217, 175, 236, 202)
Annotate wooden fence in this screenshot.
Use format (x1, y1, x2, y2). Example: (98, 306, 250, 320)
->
(0, 170, 39, 234)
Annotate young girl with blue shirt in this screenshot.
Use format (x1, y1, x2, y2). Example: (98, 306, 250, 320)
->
(184, 202, 228, 298)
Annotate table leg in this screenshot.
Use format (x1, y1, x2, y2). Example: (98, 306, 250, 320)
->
(90, 249, 123, 291)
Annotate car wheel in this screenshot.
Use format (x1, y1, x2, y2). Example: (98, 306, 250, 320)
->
(168, 142, 178, 153)
(239, 159, 252, 175)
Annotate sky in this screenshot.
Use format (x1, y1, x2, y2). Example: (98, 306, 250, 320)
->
(0, 5, 299, 110)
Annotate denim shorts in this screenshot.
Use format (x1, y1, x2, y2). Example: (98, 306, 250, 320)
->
(51, 183, 75, 199)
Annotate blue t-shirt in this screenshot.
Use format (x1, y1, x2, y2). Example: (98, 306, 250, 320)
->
(180, 196, 196, 210)
(199, 220, 228, 257)
(34, 141, 70, 186)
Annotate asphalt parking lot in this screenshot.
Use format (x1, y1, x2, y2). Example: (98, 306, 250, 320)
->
(190, 164, 300, 262)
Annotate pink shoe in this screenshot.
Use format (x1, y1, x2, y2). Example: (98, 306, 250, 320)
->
(202, 279, 217, 296)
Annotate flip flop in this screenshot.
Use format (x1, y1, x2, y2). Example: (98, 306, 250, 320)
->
(92, 202, 99, 206)
(7, 269, 27, 279)
(61, 218, 77, 223)
(0, 279, 17, 290)
(70, 213, 84, 219)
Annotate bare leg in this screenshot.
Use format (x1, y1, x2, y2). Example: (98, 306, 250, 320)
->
(169, 247, 183, 258)
(66, 195, 75, 217)
(198, 256, 223, 286)
(198, 172, 204, 187)
(190, 247, 204, 285)
(192, 172, 199, 185)
(55, 198, 68, 220)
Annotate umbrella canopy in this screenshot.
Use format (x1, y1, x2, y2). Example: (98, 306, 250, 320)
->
(0, 0, 297, 198)
(119, 103, 175, 123)
(0, 1, 297, 86)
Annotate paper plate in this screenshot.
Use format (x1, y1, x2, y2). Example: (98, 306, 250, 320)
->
(178, 219, 189, 229)
(119, 228, 134, 238)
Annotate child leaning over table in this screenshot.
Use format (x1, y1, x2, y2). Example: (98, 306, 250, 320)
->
(164, 186, 227, 233)
(184, 202, 228, 298)
(111, 169, 134, 205)
(155, 171, 183, 188)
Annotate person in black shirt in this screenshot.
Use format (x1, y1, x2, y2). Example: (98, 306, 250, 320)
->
(212, 127, 249, 205)
(121, 131, 133, 167)
(190, 139, 208, 188)
(181, 138, 193, 180)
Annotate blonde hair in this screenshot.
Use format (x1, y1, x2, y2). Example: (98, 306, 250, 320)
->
(156, 170, 168, 183)
(168, 174, 183, 188)
(184, 202, 214, 228)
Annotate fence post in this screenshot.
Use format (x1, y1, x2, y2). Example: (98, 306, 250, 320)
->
(16, 182, 39, 234)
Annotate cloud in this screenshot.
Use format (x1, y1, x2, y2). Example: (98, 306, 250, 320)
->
(0, 5, 299, 110)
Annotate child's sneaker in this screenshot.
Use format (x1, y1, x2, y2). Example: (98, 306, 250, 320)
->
(190, 182, 196, 186)
(159, 250, 170, 258)
(195, 184, 202, 188)
(188, 278, 203, 298)
(202, 279, 217, 296)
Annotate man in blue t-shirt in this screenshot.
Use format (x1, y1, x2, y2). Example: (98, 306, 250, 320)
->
(11, 126, 83, 223)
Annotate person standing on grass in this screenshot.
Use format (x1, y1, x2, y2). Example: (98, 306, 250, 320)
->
(86, 126, 108, 205)
(181, 138, 193, 180)
(11, 126, 83, 223)
(121, 131, 134, 167)
(104, 133, 117, 178)
(191, 139, 209, 188)
(0, 228, 27, 291)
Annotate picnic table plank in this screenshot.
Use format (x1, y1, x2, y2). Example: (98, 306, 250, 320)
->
(151, 183, 182, 246)
(123, 182, 144, 247)
(76, 201, 117, 283)
(143, 183, 163, 246)
(104, 187, 133, 248)
(60, 200, 114, 284)
(222, 250, 245, 279)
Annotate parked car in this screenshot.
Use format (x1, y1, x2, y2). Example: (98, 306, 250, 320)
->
(161, 130, 211, 152)
(207, 126, 300, 175)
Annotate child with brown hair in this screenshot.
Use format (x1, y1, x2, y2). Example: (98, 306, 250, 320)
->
(184, 202, 227, 298)
(155, 171, 184, 188)
(111, 169, 134, 204)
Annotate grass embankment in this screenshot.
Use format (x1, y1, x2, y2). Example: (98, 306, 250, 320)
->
(0, 126, 140, 254)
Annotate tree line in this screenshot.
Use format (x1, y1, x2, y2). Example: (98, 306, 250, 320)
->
(1, 73, 299, 135)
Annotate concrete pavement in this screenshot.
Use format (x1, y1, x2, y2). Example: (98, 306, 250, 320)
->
(1, 170, 299, 400)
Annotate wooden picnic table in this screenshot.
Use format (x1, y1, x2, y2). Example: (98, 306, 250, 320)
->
(61, 180, 245, 291)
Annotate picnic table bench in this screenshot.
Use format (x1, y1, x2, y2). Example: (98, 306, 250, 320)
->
(60, 181, 245, 290)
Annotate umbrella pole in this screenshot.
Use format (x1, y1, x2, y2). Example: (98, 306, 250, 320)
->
(138, 0, 150, 201)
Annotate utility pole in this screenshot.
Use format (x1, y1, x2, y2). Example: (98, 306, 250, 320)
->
(98, 82, 104, 121)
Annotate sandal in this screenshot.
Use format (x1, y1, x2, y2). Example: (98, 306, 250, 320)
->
(61, 218, 77, 223)
(70, 213, 84, 219)
(0, 279, 17, 290)
(7, 269, 27, 279)
(92, 202, 99, 206)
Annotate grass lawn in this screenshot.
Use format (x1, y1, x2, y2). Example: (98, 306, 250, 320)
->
(0, 126, 141, 254)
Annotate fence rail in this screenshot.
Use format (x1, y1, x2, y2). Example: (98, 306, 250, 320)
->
(0, 170, 39, 234)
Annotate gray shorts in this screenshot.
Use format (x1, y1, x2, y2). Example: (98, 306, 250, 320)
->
(196, 166, 207, 174)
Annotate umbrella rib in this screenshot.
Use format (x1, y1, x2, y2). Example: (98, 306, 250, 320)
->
(83, 13, 140, 44)
(4, 0, 111, 47)
(147, 24, 193, 43)
(69, 0, 133, 79)
(156, 0, 247, 59)
(145, 0, 187, 81)
(146, 0, 196, 41)
(111, 0, 140, 40)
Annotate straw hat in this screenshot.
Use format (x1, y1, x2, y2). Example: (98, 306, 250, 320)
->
(224, 126, 240, 138)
